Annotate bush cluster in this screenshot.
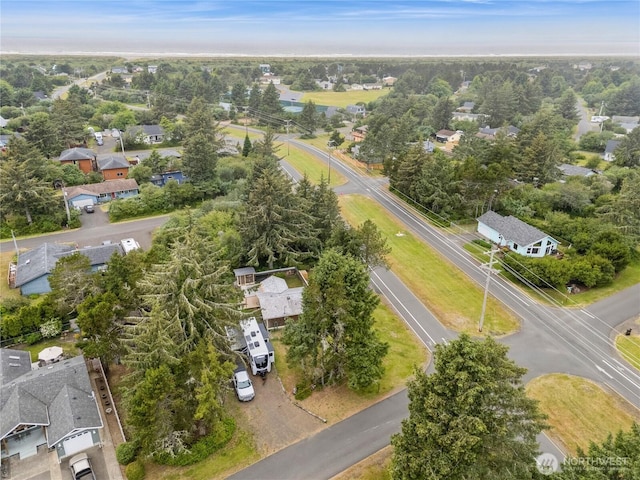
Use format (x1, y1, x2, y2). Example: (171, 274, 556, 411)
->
(124, 460, 145, 480)
(153, 417, 235, 466)
(116, 441, 140, 465)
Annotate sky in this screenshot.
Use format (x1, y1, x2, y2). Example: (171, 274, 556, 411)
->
(1, 0, 639, 57)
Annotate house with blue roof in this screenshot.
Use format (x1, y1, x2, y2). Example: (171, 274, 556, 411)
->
(14, 242, 123, 295)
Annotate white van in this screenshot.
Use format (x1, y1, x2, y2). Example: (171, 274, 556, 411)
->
(94, 132, 103, 146)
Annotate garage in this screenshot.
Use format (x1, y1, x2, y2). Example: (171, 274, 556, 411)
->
(70, 198, 95, 209)
(62, 431, 94, 458)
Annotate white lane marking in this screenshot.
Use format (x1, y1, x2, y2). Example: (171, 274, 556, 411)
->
(603, 360, 640, 390)
(596, 364, 613, 379)
(581, 309, 595, 319)
(370, 270, 437, 346)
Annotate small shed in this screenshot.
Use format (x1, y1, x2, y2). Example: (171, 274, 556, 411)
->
(234, 267, 256, 287)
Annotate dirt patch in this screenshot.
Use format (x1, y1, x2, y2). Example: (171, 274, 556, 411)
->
(232, 368, 326, 456)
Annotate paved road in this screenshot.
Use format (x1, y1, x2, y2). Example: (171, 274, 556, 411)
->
(232, 138, 640, 480)
(51, 71, 108, 100)
(575, 98, 600, 141)
(0, 215, 170, 254)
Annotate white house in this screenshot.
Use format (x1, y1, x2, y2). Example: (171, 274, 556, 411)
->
(604, 140, 621, 162)
(477, 211, 559, 258)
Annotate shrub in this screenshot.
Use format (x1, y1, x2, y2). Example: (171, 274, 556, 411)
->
(153, 416, 235, 466)
(40, 319, 62, 339)
(25, 332, 42, 345)
(294, 381, 313, 401)
(116, 441, 140, 465)
(125, 460, 145, 480)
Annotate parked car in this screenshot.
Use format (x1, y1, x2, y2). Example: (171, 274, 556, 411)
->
(84, 204, 95, 213)
(233, 367, 255, 401)
(69, 453, 96, 480)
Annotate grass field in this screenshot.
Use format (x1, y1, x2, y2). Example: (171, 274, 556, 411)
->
(276, 142, 346, 187)
(616, 330, 640, 371)
(222, 124, 347, 187)
(339, 194, 519, 336)
(272, 301, 428, 424)
(144, 428, 259, 480)
(527, 374, 640, 455)
(298, 89, 390, 108)
(0, 250, 20, 302)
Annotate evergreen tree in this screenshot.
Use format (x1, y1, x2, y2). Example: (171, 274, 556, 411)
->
(242, 134, 252, 157)
(283, 249, 388, 390)
(259, 82, 284, 125)
(181, 97, 224, 190)
(248, 83, 261, 113)
(241, 163, 317, 268)
(556, 88, 580, 121)
(299, 101, 318, 134)
(48, 253, 98, 316)
(50, 98, 87, 148)
(391, 334, 548, 480)
(553, 423, 640, 479)
(132, 232, 241, 352)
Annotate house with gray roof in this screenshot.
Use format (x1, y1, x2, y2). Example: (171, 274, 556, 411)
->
(97, 154, 130, 180)
(476, 125, 520, 140)
(611, 116, 639, 133)
(477, 211, 559, 258)
(65, 179, 139, 207)
(125, 124, 165, 144)
(557, 164, 597, 178)
(57, 148, 98, 174)
(0, 352, 102, 461)
(234, 267, 307, 329)
(14, 242, 123, 295)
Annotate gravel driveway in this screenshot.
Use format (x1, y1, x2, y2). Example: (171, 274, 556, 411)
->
(234, 367, 326, 456)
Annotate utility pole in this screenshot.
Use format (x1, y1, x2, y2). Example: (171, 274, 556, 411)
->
(479, 246, 500, 332)
(327, 140, 336, 183)
(62, 186, 71, 227)
(285, 120, 291, 156)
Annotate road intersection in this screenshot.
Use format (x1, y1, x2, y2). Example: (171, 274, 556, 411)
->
(3, 131, 637, 480)
(231, 138, 640, 479)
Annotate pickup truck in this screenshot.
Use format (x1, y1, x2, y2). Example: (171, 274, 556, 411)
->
(69, 453, 96, 480)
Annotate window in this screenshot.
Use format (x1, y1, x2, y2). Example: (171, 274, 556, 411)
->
(527, 247, 540, 255)
(117, 172, 123, 177)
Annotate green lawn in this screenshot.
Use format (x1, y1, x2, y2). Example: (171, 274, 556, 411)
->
(527, 374, 640, 455)
(616, 331, 640, 371)
(272, 301, 427, 423)
(222, 126, 263, 142)
(276, 142, 347, 188)
(298, 89, 390, 108)
(339, 195, 519, 336)
(145, 428, 259, 480)
(16, 336, 80, 361)
(0, 250, 21, 302)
